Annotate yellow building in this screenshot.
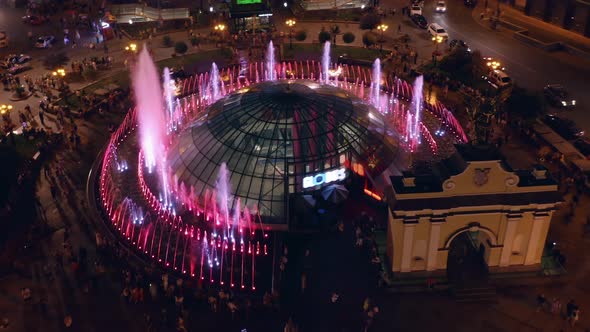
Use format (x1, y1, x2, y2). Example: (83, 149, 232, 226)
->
(385, 146, 562, 279)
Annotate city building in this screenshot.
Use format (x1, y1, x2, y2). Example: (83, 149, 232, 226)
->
(385, 145, 562, 277)
(516, 0, 590, 36)
(228, 0, 273, 31)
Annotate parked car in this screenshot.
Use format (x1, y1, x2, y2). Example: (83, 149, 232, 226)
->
(543, 114, 585, 140)
(427, 23, 449, 40)
(35, 35, 55, 48)
(484, 69, 511, 88)
(574, 137, 590, 158)
(435, 1, 447, 12)
(7, 64, 32, 75)
(410, 5, 423, 16)
(464, 0, 477, 7)
(22, 15, 45, 25)
(410, 14, 428, 29)
(5, 54, 32, 65)
(543, 84, 576, 109)
(449, 39, 470, 52)
(0, 31, 8, 48)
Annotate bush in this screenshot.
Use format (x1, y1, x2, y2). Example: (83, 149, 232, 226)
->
(82, 67, 98, 81)
(318, 31, 332, 43)
(342, 32, 355, 44)
(295, 30, 307, 41)
(162, 35, 174, 47)
(362, 32, 377, 48)
(190, 36, 200, 46)
(175, 41, 188, 55)
(360, 13, 381, 30)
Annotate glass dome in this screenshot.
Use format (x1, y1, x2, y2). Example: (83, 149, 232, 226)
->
(167, 80, 402, 224)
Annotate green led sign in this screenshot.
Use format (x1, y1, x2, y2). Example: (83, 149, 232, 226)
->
(237, 0, 262, 4)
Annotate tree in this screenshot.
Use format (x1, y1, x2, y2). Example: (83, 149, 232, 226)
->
(295, 30, 307, 41)
(362, 32, 377, 48)
(162, 35, 174, 47)
(505, 85, 546, 119)
(342, 32, 355, 44)
(318, 31, 332, 44)
(175, 41, 188, 55)
(360, 13, 381, 30)
(330, 25, 341, 44)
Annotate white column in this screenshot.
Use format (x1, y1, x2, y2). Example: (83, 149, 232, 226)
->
(426, 222, 443, 271)
(400, 223, 416, 272)
(524, 215, 549, 265)
(499, 216, 520, 267)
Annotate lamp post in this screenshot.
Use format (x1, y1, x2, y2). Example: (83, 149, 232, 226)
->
(52, 68, 66, 77)
(125, 43, 138, 53)
(0, 104, 13, 116)
(214, 24, 226, 47)
(377, 24, 388, 52)
(286, 19, 296, 49)
(431, 36, 443, 65)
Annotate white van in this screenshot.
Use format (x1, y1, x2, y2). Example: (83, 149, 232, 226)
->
(488, 69, 511, 87)
(427, 23, 449, 40)
(0, 31, 8, 48)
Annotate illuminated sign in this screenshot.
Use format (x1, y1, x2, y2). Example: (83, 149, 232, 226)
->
(303, 168, 347, 189)
(237, 0, 262, 4)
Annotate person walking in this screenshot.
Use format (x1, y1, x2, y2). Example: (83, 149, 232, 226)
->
(39, 109, 45, 126)
(536, 294, 546, 312)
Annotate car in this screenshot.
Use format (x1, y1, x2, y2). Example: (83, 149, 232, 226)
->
(435, 1, 447, 12)
(0, 31, 7, 48)
(7, 64, 32, 75)
(5, 54, 32, 65)
(410, 14, 428, 29)
(464, 0, 477, 7)
(449, 39, 471, 52)
(35, 35, 55, 48)
(543, 84, 576, 108)
(22, 15, 45, 25)
(543, 114, 585, 140)
(574, 137, 590, 159)
(427, 23, 449, 40)
(410, 5, 423, 16)
(485, 69, 511, 88)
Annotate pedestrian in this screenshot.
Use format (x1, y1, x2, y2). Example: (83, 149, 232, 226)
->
(551, 298, 561, 315)
(536, 294, 546, 312)
(64, 314, 73, 328)
(50, 184, 58, 201)
(398, 24, 401, 34)
(414, 51, 418, 64)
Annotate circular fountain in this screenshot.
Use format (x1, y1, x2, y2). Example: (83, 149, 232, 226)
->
(91, 41, 467, 290)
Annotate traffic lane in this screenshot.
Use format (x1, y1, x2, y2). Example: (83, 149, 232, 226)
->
(0, 7, 61, 55)
(423, 1, 590, 131)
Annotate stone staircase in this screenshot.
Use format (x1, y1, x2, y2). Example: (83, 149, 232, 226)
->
(453, 285, 497, 304)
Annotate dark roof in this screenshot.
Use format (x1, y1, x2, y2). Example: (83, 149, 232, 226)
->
(392, 191, 562, 211)
(455, 144, 503, 161)
(390, 175, 443, 194)
(515, 170, 558, 187)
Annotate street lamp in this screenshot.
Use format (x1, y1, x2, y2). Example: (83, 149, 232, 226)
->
(214, 24, 226, 33)
(432, 36, 443, 65)
(286, 19, 296, 49)
(125, 43, 138, 53)
(377, 24, 388, 52)
(0, 104, 13, 115)
(52, 68, 66, 77)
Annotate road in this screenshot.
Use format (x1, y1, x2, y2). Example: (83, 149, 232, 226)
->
(417, 0, 590, 133)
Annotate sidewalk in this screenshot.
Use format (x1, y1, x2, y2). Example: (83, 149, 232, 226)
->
(473, 2, 590, 53)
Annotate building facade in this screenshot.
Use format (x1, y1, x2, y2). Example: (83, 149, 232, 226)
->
(386, 147, 562, 276)
(518, 0, 590, 37)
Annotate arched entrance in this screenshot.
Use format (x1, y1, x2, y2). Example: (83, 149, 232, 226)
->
(446, 228, 492, 286)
